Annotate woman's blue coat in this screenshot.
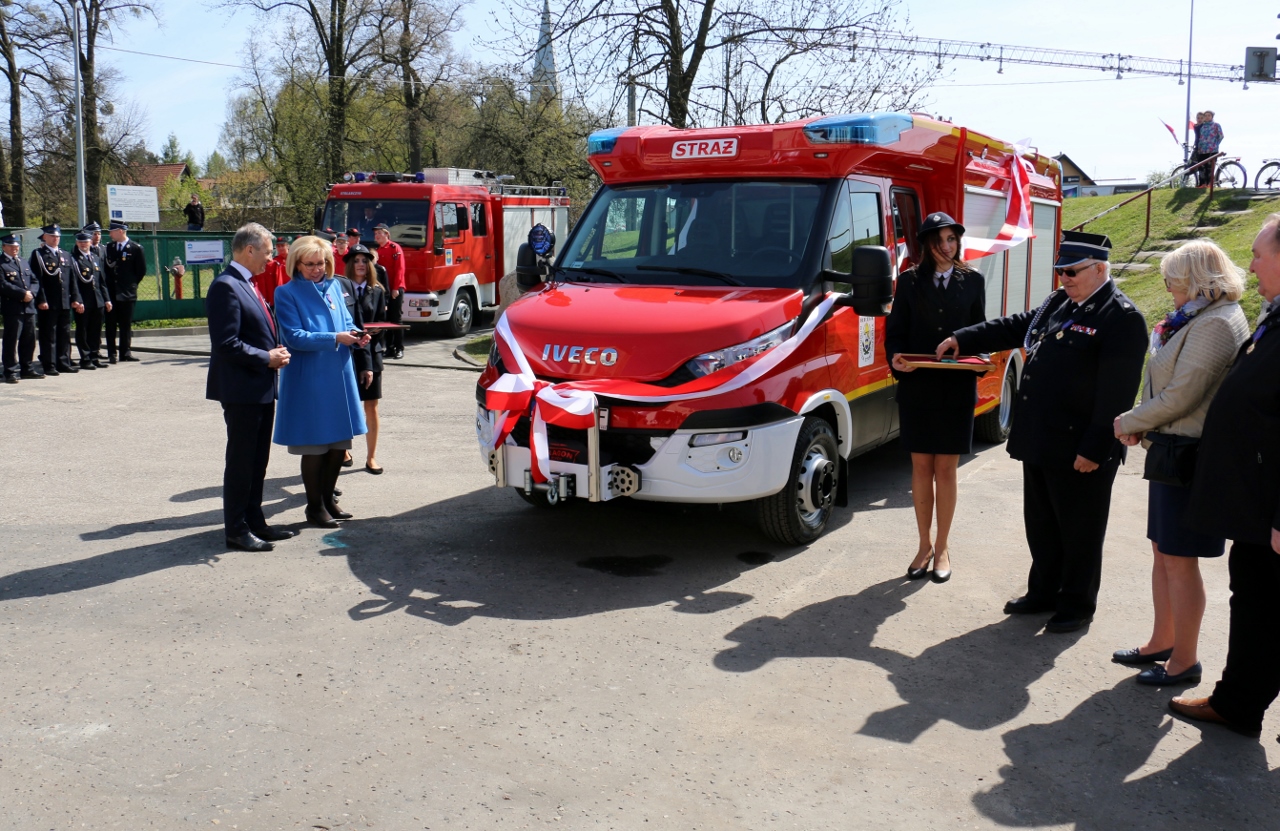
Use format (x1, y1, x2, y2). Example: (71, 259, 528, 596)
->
(272, 275, 367, 447)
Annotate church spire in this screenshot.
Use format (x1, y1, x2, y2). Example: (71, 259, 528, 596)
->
(532, 0, 559, 108)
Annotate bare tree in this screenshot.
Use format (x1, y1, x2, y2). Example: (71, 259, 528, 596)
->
(40, 0, 158, 223)
(502, 0, 937, 129)
(220, 0, 383, 184)
(369, 0, 466, 172)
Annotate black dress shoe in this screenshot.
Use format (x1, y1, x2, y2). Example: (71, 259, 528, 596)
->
(1045, 613, 1093, 633)
(226, 532, 274, 552)
(1113, 646, 1174, 666)
(342, 456, 354, 467)
(93, 362, 108, 369)
(1137, 662, 1202, 686)
(4, 376, 17, 384)
(325, 502, 354, 520)
(20, 371, 44, 379)
(305, 507, 339, 528)
(1004, 596, 1056, 615)
(108, 356, 118, 364)
(931, 568, 952, 584)
(59, 366, 79, 373)
(43, 368, 59, 376)
(79, 362, 97, 370)
(251, 525, 298, 542)
(122, 355, 140, 362)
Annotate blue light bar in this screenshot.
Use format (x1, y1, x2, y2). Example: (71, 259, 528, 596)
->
(587, 127, 629, 155)
(803, 113, 913, 146)
(414, 171, 426, 183)
(353, 172, 367, 182)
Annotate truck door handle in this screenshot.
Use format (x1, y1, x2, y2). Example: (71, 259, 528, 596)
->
(485, 254, 492, 259)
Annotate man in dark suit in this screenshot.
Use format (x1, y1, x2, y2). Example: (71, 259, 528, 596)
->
(206, 222, 295, 552)
(939, 231, 1149, 633)
(103, 220, 146, 363)
(0, 233, 41, 383)
(71, 231, 111, 369)
(83, 221, 107, 262)
(31, 224, 82, 375)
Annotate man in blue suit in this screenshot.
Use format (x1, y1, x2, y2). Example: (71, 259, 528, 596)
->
(206, 222, 295, 552)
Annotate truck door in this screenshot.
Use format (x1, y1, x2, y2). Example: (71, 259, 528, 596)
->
(464, 201, 496, 305)
(431, 199, 467, 289)
(828, 179, 893, 453)
(884, 186, 922, 438)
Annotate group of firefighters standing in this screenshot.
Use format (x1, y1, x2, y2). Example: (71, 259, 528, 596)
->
(1, 220, 147, 382)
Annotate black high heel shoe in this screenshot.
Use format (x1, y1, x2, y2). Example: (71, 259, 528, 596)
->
(931, 550, 951, 583)
(906, 549, 933, 580)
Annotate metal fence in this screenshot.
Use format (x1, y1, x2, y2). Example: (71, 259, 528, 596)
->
(3, 228, 236, 321)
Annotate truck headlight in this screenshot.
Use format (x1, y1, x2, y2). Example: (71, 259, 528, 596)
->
(685, 320, 794, 378)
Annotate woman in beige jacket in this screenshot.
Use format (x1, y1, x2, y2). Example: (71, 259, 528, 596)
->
(1112, 240, 1248, 685)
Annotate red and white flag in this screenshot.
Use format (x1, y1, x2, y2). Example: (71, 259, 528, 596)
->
(963, 140, 1035, 261)
(1160, 119, 1181, 146)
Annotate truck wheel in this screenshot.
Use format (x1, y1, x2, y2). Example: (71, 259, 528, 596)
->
(448, 289, 475, 337)
(756, 417, 839, 546)
(975, 368, 1016, 443)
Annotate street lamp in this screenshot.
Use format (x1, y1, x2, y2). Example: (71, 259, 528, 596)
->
(1182, 0, 1194, 166)
(71, 0, 87, 227)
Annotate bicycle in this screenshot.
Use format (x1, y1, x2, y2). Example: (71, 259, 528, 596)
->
(1167, 149, 1246, 189)
(1255, 158, 1280, 190)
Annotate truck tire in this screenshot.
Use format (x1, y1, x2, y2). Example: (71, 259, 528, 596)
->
(448, 289, 475, 337)
(756, 416, 839, 546)
(975, 367, 1016, 443)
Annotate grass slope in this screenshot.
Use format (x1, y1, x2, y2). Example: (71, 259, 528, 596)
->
(1061, 189, 1280, 324)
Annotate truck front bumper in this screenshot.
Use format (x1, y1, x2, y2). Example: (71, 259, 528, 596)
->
(478, 406, 801, 504)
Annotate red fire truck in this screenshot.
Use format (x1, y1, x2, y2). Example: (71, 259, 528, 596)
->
(476, 113, 1064, 543)
(318, 168, 571, 335)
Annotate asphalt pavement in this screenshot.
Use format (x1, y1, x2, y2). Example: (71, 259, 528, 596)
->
(1, 355, 1277, 829)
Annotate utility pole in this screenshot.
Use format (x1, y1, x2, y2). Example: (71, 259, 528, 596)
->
(626, 33, 638, 127)
(71, 0, 87, 227)
(1182, 0, 1195, 165)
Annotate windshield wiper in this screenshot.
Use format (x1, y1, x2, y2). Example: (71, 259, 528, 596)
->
(561, 265, 628, 283)
(634, 265, 744, 286)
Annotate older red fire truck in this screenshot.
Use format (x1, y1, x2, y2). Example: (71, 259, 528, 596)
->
(475, 113, 1063, 543)
(319, 168, 570, 335)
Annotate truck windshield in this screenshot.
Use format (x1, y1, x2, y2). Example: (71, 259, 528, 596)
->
(559, 181, 827, 287)
(321, 199, 430, 248)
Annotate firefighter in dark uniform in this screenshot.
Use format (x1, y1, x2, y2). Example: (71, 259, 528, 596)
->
(938, 231, 1149, 633)
(31, 224, 82, 375)
(1, 233, 41, 383)
(104, 220, 147, 362)
(83, 221, 106, 262)
(72, 230, 111, 369)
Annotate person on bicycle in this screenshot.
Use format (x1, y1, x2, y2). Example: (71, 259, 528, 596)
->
(1195, 111, 1224, 188)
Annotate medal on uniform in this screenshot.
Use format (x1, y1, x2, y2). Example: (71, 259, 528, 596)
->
(1056, 331, 1063, 339)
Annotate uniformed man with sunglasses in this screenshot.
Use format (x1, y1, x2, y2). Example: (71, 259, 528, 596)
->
(937, 230, 1148, 633)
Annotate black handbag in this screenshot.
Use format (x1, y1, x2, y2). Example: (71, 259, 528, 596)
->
(1143, 432, 1200, 487)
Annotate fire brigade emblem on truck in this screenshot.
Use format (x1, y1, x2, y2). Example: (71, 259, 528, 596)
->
(858, 317, 876, 367)
(542, 344, 619, 366)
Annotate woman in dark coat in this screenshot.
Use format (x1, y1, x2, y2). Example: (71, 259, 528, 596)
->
(884, 212, 986, 583)
(344, 244, 388, 474)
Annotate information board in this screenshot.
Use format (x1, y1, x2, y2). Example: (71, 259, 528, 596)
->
(184, 240, 225, 264)
(106, 184, 160, 224)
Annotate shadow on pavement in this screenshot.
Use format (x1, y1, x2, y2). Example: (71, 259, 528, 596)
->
(974, 681, 1280, 828)
(715, 577, 1082, 742)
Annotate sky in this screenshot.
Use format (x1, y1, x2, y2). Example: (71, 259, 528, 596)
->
(107, 0, 1276, 184)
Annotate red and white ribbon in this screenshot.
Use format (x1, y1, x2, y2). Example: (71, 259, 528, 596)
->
(963, 140, 1036, 261)
(480, 292, 838, 482)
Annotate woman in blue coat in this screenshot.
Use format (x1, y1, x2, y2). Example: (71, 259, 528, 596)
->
(272, 235, 371, 528)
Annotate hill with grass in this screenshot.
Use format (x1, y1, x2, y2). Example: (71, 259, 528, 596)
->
(1061, 189, 1280, 324)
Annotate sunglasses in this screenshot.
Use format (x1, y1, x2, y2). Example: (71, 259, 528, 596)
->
(1055, 262, 1096, 278)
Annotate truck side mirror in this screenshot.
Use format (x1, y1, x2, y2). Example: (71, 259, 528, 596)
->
(515, 242, 543, 290)
(456, 204, 470, 232)
(830, 245, 893, 316)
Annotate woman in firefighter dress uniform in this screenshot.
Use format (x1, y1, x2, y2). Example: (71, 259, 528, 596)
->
(884, 212, 986, 583)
